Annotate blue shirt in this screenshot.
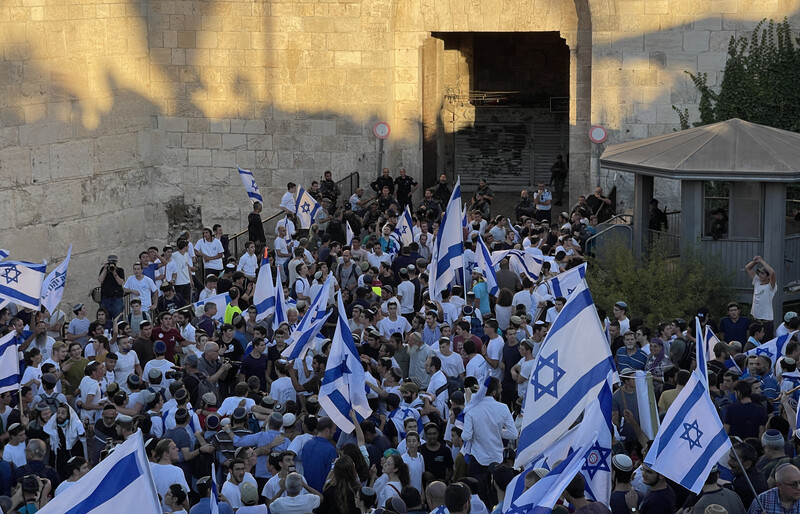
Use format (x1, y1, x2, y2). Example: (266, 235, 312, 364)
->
(616, 347, 648, 371)
(233, 429, 288, 478)
(189, 497, 234, 514)
(299, 435, 338, 492)
(472, 281, 490, 315)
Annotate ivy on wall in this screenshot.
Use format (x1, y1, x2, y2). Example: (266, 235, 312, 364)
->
(674, 18, 800, 132)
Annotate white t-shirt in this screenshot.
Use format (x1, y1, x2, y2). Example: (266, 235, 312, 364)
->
(466, 354, 487, 380)
(486, 336, 504, 380)
(378, 317, 412, 340)
(115, 350, 140, 391)
(262, 474, 309, 501)
(3, 443, 26, 467)
(143, 359, 176, 389)
(280, 191, 296, 213)
(237, 253, 258, 277)
(751, 276, 777, 321)
(397, 281, 416, 315)
(287, 433, 312, 475)
(31, 337, 55, 362)
(218, 396, 256, 417)
(269, 494, 320, 514)
(124, 275, 158, 310)
(517, 357, 536, 396)
(221, 480, 244, 510)
(171, 251, 192, 286)
(438, 352, 465, 378)
(21, 365, 42, 399)
(150, 462, 189, 498)
(402, 452, 425, 493)
(270, 377, 296, 404)
(195, 238, 224, 270)
(441, 302, 460, 328)
(78, 376, 102, 422)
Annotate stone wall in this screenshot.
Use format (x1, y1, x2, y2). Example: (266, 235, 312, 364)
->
(0, 0, 798, 310)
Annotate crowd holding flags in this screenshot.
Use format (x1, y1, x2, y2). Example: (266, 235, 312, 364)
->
(294, 186, 321, 229)
(237, 166, 263, 204)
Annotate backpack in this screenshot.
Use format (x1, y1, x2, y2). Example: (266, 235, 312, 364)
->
(186, 372, 215, 402)
(289, 279, 300, 300)
(37, 392, 61, 415)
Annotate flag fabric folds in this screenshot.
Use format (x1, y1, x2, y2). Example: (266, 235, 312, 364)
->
(253, 253, 276, 323)
(319, 292, 372, 433)
(490, 249, 542, 281)
(515, 279, 617, 468)
(192, 293, 231, 322)
(40, 245, 72, 315)
(506, 434, 598, 514)
(238, 167, 263, 204)
(394, 206, 414, 247)
(0, 260, 47, 310)
(281, 274, 334, 359)
(507, 218, 521, 243)
(0, 331, 20, 395)
(475, 235, 499, 296)
(273, 274, 288, 331)
(38, 430, 161, 514)
(0, 250, 8, 260)
(346, 222, 356, 246)
(428, 177, 463, 300)
(281, 314, 330, 361)
(643, 371, 732, 493)
(210, 462, 220, 514)
(546, 262, 587, 298)
(295, 186, 321, 229)
(744, 331, 798, 365)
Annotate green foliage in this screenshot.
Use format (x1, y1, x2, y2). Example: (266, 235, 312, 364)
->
(676, 18, 800, 132)
(585, 242, 734, 330)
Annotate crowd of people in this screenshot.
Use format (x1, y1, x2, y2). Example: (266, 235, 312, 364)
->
(0, 169, 796, 514)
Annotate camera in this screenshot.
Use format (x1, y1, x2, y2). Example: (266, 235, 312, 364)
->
(107, 262, 116, 271)
(165, 367, 185, 380)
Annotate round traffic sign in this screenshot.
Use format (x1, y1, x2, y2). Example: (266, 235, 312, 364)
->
(373, 122, 391, 139)
(589, 125, 608, 143)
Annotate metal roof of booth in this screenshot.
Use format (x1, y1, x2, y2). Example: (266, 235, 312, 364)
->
(599, 118, 800, 182)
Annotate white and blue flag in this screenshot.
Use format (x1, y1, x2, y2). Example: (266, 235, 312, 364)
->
(0, 259, 47, 310)
(211, 462, 220, 514)
(507, 218, 521, 243)
(347, 222, 356, 246)
(428, 177, 463, 300)
(192, 292, 231, 322)
(282, 313, 330, 361)
(238, 166, 263, 204)
(506, 434, 598, 514)
(516, 279, 617, 468)
(295, 186, 321, 229)
(490, 249, 542, 281)
(319, 292, 373, 433)
(281, 274, 334, 359)
(547, 262, 587, 298)
(394, 206, 415, 247)
(643, 370, 731, 493)
(0, 250, 8, 260)
(253, 252, 276, 323)
(0, 331, 20, 395)
(744, 330, 798, 366)
(475, 235, 499, 296)
(38, 430, 161, 514)
(273, 273, 288, 331)
(41, 245, 72, 315)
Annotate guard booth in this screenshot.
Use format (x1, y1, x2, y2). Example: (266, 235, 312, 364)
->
(599, 118, 800, 308)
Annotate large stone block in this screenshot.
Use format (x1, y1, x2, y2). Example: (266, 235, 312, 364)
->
(187, 149, 211, 166)
(50, 140, 94, 180)
(97, 133, 139, 171)
(18, 121, 72, 147)
(1, 146, 31, 185)
(43, 180, 82, 222)
(683, 31, 710, 52)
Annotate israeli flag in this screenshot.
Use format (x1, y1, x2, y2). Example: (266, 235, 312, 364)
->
(643, 371, 731, 493)
(506, 434, 598, 514)
(0, 259, 47, 310)
(281, 274, 334, 358)
(346, 222, 356, 246)
(704, 326, 722, 364)
(192, 292, 231, 322)
(38, 430, 161, 514)
(394, 206, 415, 247)
(41, 245, 72, 315)
(428, 177, 463, 300)
(281, 313, 330, 361)
(475, 235, 499, 296)
(744, 330, 798, 366)
(547, 262, 587, 298)
(319, 292, 373, 433)
(211, 462, 220, 514)
(273, 274, 288, 331)
(238, 167, 263, 204)
(515, 279, 617, 468)
(0, 332, 20, 395)
(695, 317, 710, 388)
(253, 253, 276, 323)
(490, 249, 542, 281)
(0, 250, 8, 260)
(295, 186, 321, 229)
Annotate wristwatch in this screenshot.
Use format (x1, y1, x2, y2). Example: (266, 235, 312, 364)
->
(630, 508, 638, 512)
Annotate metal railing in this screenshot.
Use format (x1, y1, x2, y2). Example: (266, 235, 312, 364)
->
(585, 222, 633, 254)
(228, 172, 362, 260)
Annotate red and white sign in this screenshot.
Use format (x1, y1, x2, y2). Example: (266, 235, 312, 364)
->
(373, 121, 391, 139)
(589, 125, 608, 143)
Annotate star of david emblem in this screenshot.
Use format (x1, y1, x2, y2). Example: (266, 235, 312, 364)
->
(467, 261, 478, 273)
(1, 265, 21, 284)
(46, 270, 66, 293)
(582, 441, 611, 479)
(566, 286, 577, 295)
(680, 419, 704, 450)
(301, 202, 311, 214)
(755, 346, 774, 359)
(251, 179, 258, 190)
(531, 350, 566, 400)
(400, 226, 408, 234)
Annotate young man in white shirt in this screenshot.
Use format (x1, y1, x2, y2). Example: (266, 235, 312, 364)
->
(171, 239, 194, 301)
(436, 338, 465, 379)
(483, 319, 504, 381)
(237, 241, 259, 281)
(378, 301, 412, 342)
(280, 182, 297, 215)
(195, 227, 225, 276)
(123, 263, 158, 312)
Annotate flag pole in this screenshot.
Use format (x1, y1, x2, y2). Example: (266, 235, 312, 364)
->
(730, 446, 766, 514)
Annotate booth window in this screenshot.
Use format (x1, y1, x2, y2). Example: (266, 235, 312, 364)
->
(788, 183, 800, 235)
(704, 181, 761, 239)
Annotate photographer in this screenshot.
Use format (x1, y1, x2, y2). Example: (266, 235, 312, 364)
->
(11, 475, 50, 513)
(97, 254, 125, 319)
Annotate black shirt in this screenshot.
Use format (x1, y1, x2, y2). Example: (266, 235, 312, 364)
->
(99, 266, 125, 298)
(420, 443, 454, 480)
(640, 486, 676, 514)
(394, 176, 418, 201)
(248, 212, 266, 244)
(371, 176, 394, 195)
